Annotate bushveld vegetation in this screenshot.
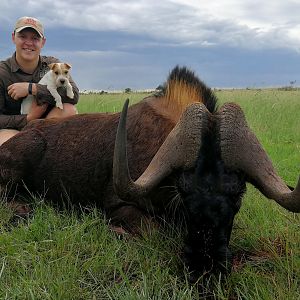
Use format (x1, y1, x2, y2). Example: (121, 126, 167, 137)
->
(0, 89, 299, 299)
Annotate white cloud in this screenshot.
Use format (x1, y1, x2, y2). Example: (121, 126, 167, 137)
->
(1, 0, 300, 50)
(1, 0, 300, 90)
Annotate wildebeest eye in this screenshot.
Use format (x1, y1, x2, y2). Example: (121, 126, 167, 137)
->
(177, 171, 194, 195)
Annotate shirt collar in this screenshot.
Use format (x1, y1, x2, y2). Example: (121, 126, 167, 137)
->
(10, 52, 43, 74)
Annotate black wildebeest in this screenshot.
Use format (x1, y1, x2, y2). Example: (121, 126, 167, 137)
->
(113, 96, 300, 280)
(0, 66, 299, 281)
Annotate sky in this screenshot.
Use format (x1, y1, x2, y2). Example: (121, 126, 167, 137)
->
(1, 0, 300, 91)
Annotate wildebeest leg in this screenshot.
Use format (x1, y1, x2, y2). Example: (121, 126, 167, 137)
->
(0, 129, 46, 196)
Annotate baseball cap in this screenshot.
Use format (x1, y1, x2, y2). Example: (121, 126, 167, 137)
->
(14, 16, 44, 38)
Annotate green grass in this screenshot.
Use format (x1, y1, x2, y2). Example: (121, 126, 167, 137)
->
(78, 92, 149, 113)
(0, 89, 299, 299)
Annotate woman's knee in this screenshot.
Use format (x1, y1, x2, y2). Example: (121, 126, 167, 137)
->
(0, 129, 20, 146)
(46, 103, 78, 119)
(63, 103, 78, 116)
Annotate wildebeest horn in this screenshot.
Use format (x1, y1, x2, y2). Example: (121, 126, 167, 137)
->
(218, 102, 300, 212)
(113, 99, 210, 205)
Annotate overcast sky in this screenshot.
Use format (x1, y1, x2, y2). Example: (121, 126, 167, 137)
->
(1, 0, 300, 90)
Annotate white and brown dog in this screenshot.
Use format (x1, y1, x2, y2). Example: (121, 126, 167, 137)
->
(21, 63, 74, 114)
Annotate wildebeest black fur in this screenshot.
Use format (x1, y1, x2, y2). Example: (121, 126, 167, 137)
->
(178, 119, 246, 281)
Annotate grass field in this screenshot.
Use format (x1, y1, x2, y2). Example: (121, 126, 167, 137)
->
(0, 89, 299, 299)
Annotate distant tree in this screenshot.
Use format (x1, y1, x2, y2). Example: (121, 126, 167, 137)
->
(124, 88, 132, 93)
(156, 85, 164, 91)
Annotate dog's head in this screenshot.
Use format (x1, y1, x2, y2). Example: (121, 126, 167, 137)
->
(48, 63, 72, 87)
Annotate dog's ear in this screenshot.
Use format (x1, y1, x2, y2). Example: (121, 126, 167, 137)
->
(48, 63, 56, 70)
(64, 63, 72, 70)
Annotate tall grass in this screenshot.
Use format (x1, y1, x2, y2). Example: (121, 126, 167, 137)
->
(0, 89, 299, 299)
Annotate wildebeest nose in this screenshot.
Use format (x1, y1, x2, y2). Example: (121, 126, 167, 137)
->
(60, 79, 65, 84)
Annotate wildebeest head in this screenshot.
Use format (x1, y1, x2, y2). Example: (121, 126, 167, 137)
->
(113, 99, 300, 281)
(175, 123, 247, 281)
(178, 155, 246, 281)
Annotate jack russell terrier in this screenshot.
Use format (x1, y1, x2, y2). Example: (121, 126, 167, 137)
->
(21, 63, 74, 114)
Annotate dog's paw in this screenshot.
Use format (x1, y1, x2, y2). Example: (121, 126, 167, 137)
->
(56, 102, 64, 109)
(55, 97, 63, 109)
(67, 90, 74, 99)
(54, 95, 62, 102)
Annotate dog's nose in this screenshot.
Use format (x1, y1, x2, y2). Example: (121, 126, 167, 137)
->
(60, 79, 65, 84)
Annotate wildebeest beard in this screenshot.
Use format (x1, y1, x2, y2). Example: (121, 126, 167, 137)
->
(177, 122, 246, 282)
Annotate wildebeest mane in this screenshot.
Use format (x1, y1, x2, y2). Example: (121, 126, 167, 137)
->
(156, 65, 218, 114)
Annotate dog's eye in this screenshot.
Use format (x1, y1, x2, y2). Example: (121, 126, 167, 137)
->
(55, 71, 59, 75)
(64, 71, 68, 75)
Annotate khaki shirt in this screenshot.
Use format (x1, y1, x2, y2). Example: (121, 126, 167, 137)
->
(0, 53, 79, 130)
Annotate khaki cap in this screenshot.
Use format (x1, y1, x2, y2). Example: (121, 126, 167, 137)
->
(14, 16, 44, 38)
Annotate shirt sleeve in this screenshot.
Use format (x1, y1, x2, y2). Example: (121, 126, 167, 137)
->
(0, 80, 27, 130)
(0, 114, 27, 130)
